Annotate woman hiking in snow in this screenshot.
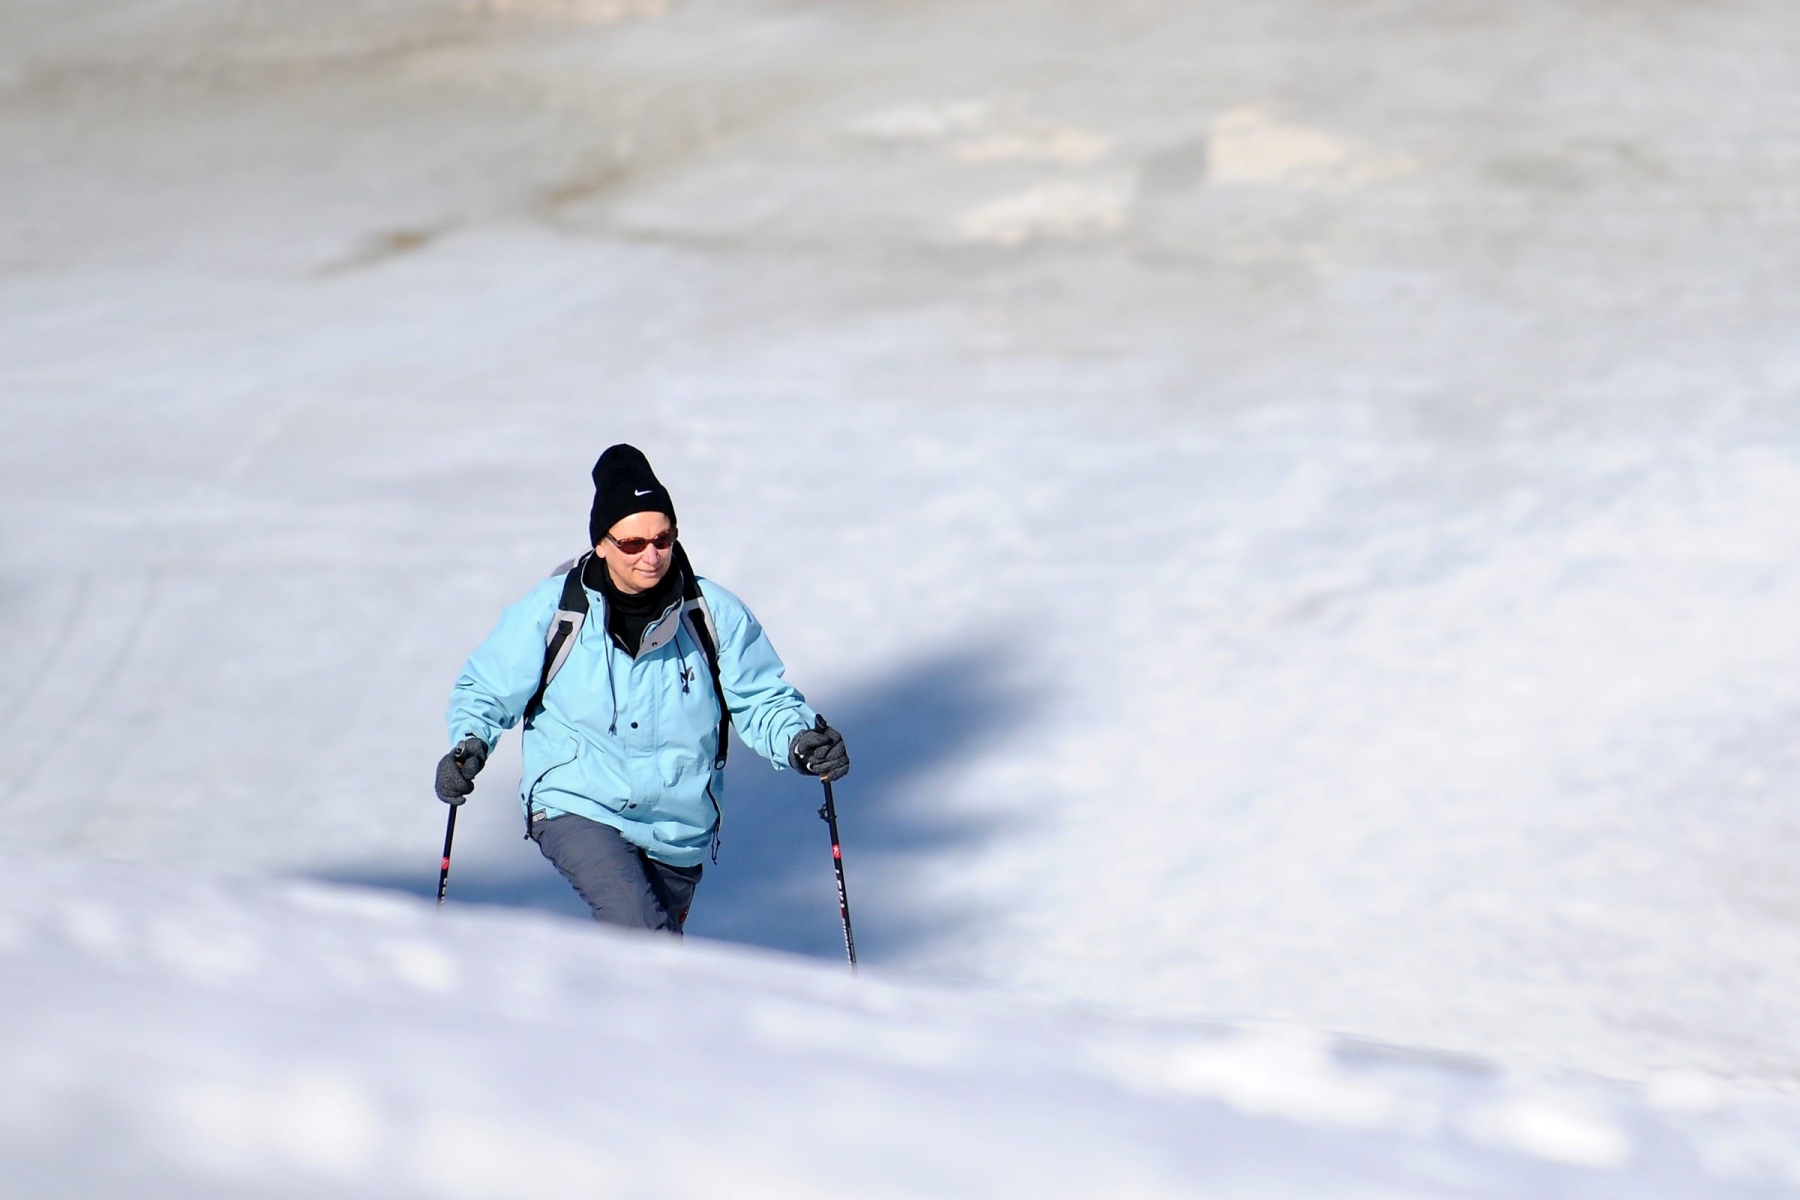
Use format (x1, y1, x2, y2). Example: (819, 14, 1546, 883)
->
(434, 444, 849, 932)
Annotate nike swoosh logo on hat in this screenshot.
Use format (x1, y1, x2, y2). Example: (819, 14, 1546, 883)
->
(635, 488, 654, 496)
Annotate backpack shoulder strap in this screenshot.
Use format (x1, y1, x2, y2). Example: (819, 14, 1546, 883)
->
(525, 553, 591, 726)
(674, 547, 731, 771)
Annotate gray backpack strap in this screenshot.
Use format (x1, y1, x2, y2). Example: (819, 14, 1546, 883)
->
(525, 554, 591, 728)
(520, 554, 590, 843)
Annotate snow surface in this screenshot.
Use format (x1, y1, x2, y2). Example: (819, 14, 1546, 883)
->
(4, 0, 1800, 1193)
(7, 845, 1800, 1198)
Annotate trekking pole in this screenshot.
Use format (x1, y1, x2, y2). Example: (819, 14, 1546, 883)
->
(812, 715, 858, 972)
(436, 743, 471, 908)
(436, 803, 458, 909)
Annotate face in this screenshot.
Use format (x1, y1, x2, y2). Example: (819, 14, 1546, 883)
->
(596, 511, 675, 594)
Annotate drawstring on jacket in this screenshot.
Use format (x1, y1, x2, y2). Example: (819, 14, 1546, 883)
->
(606, 641, 619, 735)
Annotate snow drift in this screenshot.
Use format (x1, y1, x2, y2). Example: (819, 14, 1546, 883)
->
(6, 846, 1800, 1199)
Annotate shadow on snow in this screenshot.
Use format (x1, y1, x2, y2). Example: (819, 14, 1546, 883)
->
(313, 639, 1032, 967)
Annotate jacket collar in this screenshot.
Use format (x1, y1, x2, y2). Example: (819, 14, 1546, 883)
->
(581, 551, 689, 660)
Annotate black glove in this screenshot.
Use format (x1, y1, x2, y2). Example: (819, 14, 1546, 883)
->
(789, 722, 849, 783)
(435, 737, 489, 805)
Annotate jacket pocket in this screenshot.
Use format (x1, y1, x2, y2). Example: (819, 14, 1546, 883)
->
(524, 736, 580, 810)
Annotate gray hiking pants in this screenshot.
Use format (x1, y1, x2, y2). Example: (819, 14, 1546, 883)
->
(531, 813, 702, 934)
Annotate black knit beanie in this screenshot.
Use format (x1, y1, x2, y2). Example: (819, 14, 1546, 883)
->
(588, 444, 677, 546)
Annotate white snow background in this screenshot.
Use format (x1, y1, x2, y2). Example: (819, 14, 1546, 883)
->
(4, 1, 1800, 1195)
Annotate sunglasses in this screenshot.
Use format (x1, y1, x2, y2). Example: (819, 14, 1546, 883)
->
(605, 529, 677, 555)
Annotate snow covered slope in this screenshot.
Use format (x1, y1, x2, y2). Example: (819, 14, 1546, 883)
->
(6, 847, 1800, 1199)
(3, 0, 1800, 1151)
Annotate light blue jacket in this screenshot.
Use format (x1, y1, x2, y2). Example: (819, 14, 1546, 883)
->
(446, 564, 815, 866)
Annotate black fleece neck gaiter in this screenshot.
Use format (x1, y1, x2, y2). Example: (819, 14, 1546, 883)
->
(586, 554, 681, 658)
